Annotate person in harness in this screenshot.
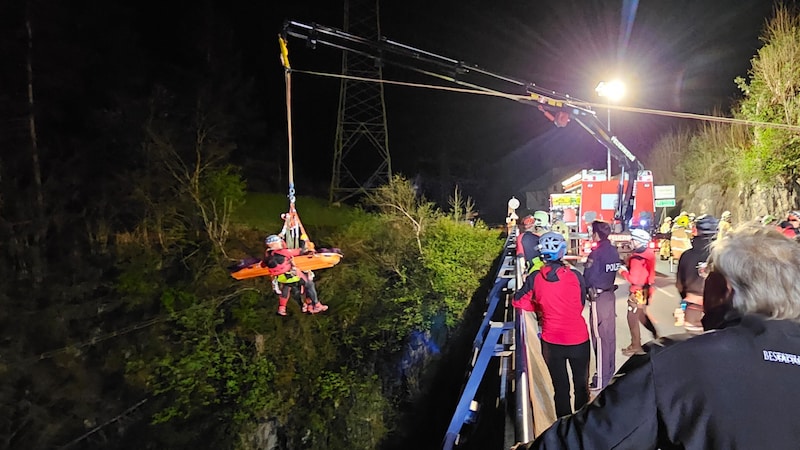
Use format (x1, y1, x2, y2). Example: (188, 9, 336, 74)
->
(263, 234, 328, 316)
(513, 224, 800, 450)
(513, 232, 590, 418)
(619, 229, 658, 356)
(516, 210, 551, 276)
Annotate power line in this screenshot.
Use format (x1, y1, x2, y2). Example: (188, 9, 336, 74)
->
(58, 399, 149, 450)
(290, 68, 800, 133)
(11, 287, 262, 368)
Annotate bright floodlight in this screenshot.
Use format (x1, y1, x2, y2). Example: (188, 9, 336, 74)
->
(595, 80, 626, 102)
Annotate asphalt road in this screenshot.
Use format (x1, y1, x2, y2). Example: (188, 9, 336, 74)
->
(519, 257, 687, 436)
(589, 257, 686, 374)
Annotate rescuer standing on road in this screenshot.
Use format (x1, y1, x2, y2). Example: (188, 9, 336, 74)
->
(582, 220, 621, 391)
(675, 215, 719, 333)
(658, 216, 672, 261)
(513, 232, 590, 418)
(516, 215, 542, 275)
(619, 229, 658, 356)
(512, 224, 800, 450)
(717, 210, 732, 240)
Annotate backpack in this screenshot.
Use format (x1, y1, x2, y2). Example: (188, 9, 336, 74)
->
(264, 250, 293, 277)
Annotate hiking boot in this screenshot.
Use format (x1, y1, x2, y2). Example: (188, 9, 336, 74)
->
(309, 303, 328, 314)
(277, 306, 287, 316)
(621, 345, 645, 356)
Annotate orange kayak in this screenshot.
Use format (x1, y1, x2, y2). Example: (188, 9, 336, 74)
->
(230, 251, 343, 280)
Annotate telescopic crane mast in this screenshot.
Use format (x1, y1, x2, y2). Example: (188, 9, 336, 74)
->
(282, 20, 645, 227)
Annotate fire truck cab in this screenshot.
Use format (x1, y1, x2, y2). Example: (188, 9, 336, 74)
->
(554, 169, 655, 261)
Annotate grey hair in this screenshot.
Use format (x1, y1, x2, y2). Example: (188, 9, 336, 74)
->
(709, 223, 800, 322)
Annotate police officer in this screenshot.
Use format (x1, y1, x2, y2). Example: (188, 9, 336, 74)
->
(514, 224, 800, 450)
(582, 220, 621, 391)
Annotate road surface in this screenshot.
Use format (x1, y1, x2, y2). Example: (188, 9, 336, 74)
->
(599, 257, 685, 374)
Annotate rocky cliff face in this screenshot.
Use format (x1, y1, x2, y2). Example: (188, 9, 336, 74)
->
(679, 180, 800, 223)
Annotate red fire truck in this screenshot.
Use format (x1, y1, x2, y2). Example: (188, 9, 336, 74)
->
(553, 169, 656, 261)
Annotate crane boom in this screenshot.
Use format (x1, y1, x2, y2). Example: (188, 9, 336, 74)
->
(282, 20, 645, 226)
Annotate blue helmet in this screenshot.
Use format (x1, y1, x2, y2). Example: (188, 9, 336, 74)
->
(695, 215, 719, 236)
(538, 231, 567, 261)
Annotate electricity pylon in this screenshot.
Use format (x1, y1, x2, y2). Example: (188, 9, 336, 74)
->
(330, 0, 391, 203)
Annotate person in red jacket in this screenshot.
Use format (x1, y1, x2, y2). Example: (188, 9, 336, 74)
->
(513, 232, 590, 417)
(779, 210, 800, 239)
(619, 229, 658, 356)
(512, 224, 800, 450)
(263, 234, 328, 316)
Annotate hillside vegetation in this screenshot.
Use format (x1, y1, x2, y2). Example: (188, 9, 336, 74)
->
(3, 171, 503, 449)
(646, 4, 800, 220)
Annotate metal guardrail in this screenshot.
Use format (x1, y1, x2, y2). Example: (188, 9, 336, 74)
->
(442, 228, 518, 449)
(513, 253, 535, 445)
(442, 224, 558, 449)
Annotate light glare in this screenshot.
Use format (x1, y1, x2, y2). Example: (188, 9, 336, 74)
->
(596, 80, 626, 102)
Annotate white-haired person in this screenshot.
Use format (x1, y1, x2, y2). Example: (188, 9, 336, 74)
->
(512, 224, 800, 449)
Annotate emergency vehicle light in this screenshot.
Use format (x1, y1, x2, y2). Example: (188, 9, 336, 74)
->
(561, 173, 582, 188)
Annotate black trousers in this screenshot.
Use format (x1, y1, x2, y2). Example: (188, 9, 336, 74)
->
(541, 339, 591, 417)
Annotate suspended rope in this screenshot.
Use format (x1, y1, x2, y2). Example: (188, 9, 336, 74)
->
(288, 68, 800, 133)
(279, 35, 311, 251)
(228, 37, 343, 281)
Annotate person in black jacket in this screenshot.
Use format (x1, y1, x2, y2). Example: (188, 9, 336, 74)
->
(675, 214, 718, 333)
(513, 224, 800, 450)
(582, 220, 621, 391)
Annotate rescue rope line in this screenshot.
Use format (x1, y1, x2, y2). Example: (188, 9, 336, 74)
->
(279, 36, 312, 250)
(279, 37, 296, 205)
(289, 68, 800, 133)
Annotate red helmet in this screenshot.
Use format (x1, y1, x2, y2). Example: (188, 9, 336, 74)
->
(522, 215, 535, 227)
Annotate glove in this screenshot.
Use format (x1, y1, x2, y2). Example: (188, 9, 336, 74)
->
(272, 279, 281, 295)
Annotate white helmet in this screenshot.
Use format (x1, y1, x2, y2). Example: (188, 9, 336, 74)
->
(630, 229, 651, 247)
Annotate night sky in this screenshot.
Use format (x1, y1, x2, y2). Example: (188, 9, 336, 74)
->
(263, 0, 777, 220)
(4, 0, 783, 222)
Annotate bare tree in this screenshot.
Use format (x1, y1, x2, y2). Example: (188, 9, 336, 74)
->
(24, 0, 46, 285)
